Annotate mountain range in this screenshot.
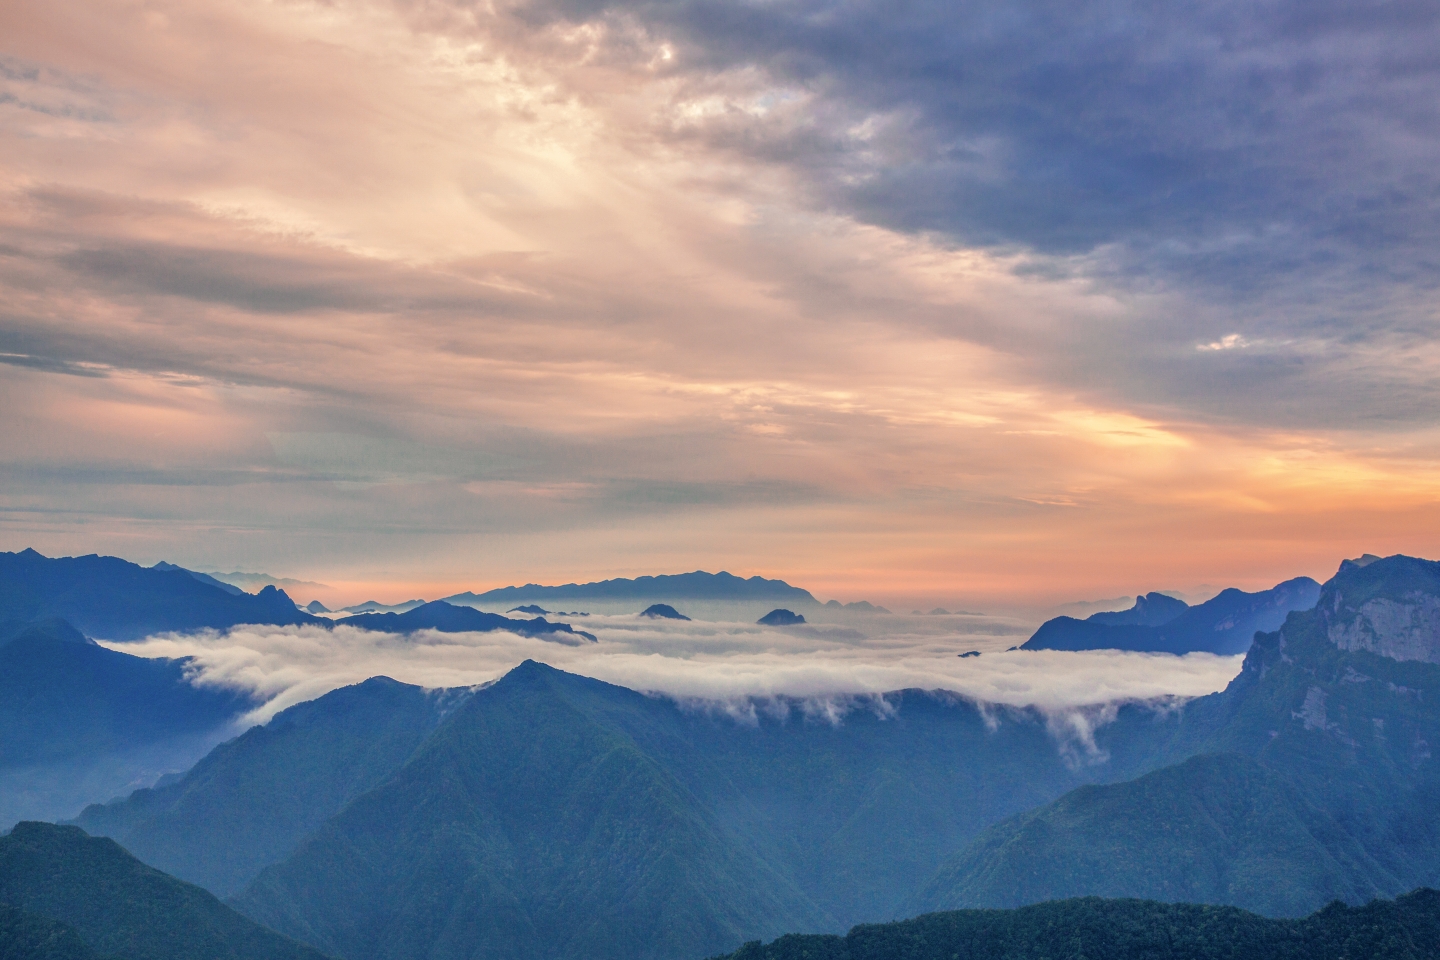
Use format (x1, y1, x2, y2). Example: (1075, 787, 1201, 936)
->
(77, 664, 1186, 958)
(1022, 575, 1321, 654)
(441, 571, 819, 605)
(8, 550, 1440, 959)
(337, 601, 598, 643)
(0, 550, 321, 641)
(913, 554, 1440, 917)
(10, 820, 1440, 960)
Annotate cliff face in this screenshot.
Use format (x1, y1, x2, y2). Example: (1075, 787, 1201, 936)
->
(1318, 555, 1440, 664)
(1326, 594, 1440, 663)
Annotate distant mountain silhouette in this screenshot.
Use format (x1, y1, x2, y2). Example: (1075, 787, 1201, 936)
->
(0, 821, 326, 960)
(340, 599, 426, 614)
(639, 603, 690, 620)
(757, 609, 805, 626)
(1022, 577, 1320, 654)
(341, 601, 597, 643)
(1086, 591, 1189, 626)
(0, 550, 321, 642)
(507, 604, 549, 615)
(304, 600, 330, 614)
(443, 571, 816, 605)
(822, 600, 891, 613)
(150, 562, 244, 596)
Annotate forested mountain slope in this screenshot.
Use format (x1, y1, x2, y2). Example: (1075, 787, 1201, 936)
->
(72, 677, 471, 896)
(0, 822, 327, 960)
(227, 662, 1184, 959)
(0, 618, 256, 826)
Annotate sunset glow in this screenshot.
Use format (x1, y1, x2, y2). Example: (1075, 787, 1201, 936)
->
(4, 0, 1439, 607)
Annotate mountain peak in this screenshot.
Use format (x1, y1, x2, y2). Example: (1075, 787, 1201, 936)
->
(1319, 553, 1440, 663)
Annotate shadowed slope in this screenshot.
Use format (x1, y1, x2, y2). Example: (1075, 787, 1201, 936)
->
(710, 890, 1440, 960)
(73, 677, 469, 897)
(233, 661, 826, 960)
(0, 822, 327, 960)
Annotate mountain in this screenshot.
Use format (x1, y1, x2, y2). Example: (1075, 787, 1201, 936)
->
(917, 554, 1440, 917)
(1087, 591, 1189, 626)
(0, 617, 256, 826)
(340, 600, 427, 614)
(72, 677, 470, 897)
(442, 571, 817, 605)
(200, 572, 333, 597)
(227, 662, 1179, 959)
(0, 903, 96, 960)
(232, 662, 826, 960)
(0, 821, 328, 960)
(711, 889, 1440, 960)
(0, 550, 321, 642)
(151, 563, 244, 596)
(821, 601, 890, 613)
(640, 604, 690, 620)
(758, 609, 805, 626)
(1022, 576, 1320, 654)
(340, 600, 597, 643)
(0, 619, 253, 770)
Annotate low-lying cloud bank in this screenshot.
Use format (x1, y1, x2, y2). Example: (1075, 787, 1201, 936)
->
(110, 614, 1245, 730)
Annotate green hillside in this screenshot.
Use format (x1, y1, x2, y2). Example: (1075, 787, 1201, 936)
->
(72, 677, 469, 896)
(913, 555, 1440, 917)
(710, 889, 1440, 960)
(0, 904, 96, 960)
(0, 822, 327, 960)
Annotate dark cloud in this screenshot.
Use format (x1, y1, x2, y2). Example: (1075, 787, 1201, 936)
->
(488, 0, 1440, 425)
(516, 0, 1440, 276)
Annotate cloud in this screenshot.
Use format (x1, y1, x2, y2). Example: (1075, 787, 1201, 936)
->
(109, 614, 1244, 729)
(2, 0, 1439, 605)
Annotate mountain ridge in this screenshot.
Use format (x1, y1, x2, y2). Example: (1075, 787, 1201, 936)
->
(1023, 576, 1321, 654)
(917, 554, 1440, 917)
(442, 570, 817, 605)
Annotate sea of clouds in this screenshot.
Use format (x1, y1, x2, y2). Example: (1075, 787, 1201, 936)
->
(109, 610, 1245, 731)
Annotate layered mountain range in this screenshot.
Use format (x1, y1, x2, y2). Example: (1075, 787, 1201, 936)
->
(5, 551, 1440, 960)
(10, 822, 1439, 960)
(1022, 576, 1321, 654)
(913, 554, 1440, 917)
(77, 665, 1178, 954)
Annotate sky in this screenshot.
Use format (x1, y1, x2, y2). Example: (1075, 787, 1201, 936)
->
(3, 0, 1439, 609)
